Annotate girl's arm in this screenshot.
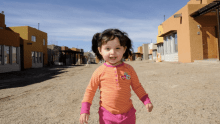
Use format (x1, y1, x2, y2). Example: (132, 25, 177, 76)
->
(128, 65, 151, 105)
(80, 68, 101, 115)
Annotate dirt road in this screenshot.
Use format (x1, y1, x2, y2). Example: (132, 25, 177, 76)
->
(0, 61, 220, 124)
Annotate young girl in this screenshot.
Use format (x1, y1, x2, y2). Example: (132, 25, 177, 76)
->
(79, 29, 153, 124)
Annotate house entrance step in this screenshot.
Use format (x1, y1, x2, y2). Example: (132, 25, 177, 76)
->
(194, 59, 220, 64)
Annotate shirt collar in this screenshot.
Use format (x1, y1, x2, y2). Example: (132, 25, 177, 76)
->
(104, 62, 124, 67)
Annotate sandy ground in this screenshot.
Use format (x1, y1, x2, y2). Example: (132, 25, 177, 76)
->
(0, 60, 220, 124)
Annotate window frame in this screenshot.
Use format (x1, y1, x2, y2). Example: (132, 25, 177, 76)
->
(4, 46, 10, 64)
(12, 46, 17, 64)
(43, 39, 45, 45)
(35, 52, 38, 63)
(39, 52, 42, 63)
(32, 51, 35, 63)
(174, 33, 178, 53)
(164, 36, 167, 54)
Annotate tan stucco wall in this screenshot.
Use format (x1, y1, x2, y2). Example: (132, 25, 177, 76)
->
(0, 29, 20, 47)
(158, 0, 218, 63)
(188, 4, 209, 62)
(137, 46, 143, 53)
(0, 13, 5, 28)
(201, 0, 215, 4)
(157, 25, 164, 43)
(9, 26, 28, 40)
(188, 3, 218, 61)
(187, 0, 214, 4)
(160, 4, 192, 63)
(0, 14, 20, 47)
(28, 26, 48, 67)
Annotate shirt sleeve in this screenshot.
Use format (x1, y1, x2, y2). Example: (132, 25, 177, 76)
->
(129, 65, 151, 104)
(80, 67, 101, 114)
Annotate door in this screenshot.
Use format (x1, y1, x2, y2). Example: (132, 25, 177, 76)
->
(20, 45, 24, 70)
(202, 27, 218, 59)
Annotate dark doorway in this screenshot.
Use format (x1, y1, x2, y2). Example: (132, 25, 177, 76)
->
(20, 44, 24, 71)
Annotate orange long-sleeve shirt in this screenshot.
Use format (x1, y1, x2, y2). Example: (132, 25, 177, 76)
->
(81, 62, 149, 114)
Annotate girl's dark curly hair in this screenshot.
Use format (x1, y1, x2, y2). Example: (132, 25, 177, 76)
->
(92, 28, 133, 61)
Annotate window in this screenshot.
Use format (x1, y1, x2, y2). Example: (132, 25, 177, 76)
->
(0, 27, 3, 29)
(31, 36, 36, 42)
(153, 50, 157, 57)
(43, 39, 45, 45)
(4, 46, 10, 64)
(0, 45, 2, 64)
(12, 47, 17, 64)
(174, 33, 178, 52)
(168, 35, 172, 54)
(164, 36, 167, 54)
(35, 52, 38, 63)
(39, 52, 42, 63)
(32, 51, 35, 63)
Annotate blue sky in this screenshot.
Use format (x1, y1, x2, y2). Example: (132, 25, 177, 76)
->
(1, 0, 189, 52)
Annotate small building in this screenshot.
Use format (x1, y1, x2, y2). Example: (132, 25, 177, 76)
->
(0, 12, 21, 73)
(71, 47, 84, 64)
(142, 44, 149, 60)
(157, 0, 220, 63)
(58, 46, 84, 65)
(85, 51, 96, 64)
(10, 26, 48, 69)
(148, 43, 157, 60)
(47, 44, 61, 65)
(125, 51, 135, 61)
(136, 46, 143, 59)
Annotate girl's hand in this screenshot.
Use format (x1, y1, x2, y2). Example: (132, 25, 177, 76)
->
(145, 103, 153, 112)
(79, 113, 89, 124)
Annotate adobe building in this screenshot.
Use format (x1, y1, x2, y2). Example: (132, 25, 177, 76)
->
(0, 12, 21, 73)
(47, 44, 61, 65)
(59, 46, 84, 65)
(142, 44, 149, 60)
(10, 26, 48, 69)
(156, 0, 220, 63)
(148, 43, 157, 60)
(135, 46, 143, 60)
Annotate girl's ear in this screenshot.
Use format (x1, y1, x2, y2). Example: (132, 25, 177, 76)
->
(124, 46, 127, 53)
(98, 47, 101, 54)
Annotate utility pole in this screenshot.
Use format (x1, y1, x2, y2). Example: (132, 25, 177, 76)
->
(164, 15, 165, 22)
(38, 23, 39, 30)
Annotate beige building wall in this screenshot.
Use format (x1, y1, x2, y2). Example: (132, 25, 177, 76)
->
(137, 46, 143, 54)
(157, 24, 164, 44)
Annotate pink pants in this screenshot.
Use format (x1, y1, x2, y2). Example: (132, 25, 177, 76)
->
(98, 107, 136, 124)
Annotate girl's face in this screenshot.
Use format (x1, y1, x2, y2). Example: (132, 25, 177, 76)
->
(98, 37, 127, 66)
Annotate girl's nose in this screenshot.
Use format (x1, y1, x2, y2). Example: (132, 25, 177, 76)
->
(110, 49, 115, 54)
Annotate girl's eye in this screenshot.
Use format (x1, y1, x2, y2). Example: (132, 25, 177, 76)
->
(106, 48, 110, 50)
(116, 48, 120, 49)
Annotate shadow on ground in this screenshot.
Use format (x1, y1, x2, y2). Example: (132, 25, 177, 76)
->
(0, 64, 86, 90)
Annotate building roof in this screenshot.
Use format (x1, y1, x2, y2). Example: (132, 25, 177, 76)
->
(190, 0, 220, 18)
(59, 49, 82, 54)
(158, 30, 177, 37)
(155, 42, 164, 45)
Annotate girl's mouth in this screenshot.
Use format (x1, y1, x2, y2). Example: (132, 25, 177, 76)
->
(110, 57, 116, 60)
